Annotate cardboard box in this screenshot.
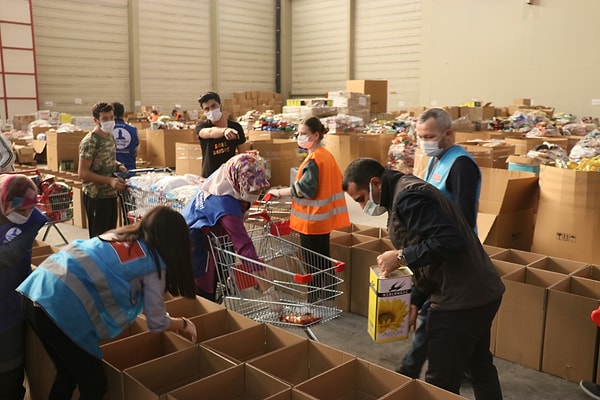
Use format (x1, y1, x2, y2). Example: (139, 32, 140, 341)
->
(346, 80, 388, 113)
(250, 139, 300, 187)
(351, 238, 396, 317)
(507, 154, 541, 175)
(162, 296, 224, 319)
(191, 308, 258, 343)
(174, 142, 202, 175)
(333, 222, 381, 238)
(495, 267, 568, 370)
(368, 266, 413, 343)
(531, 165, 600, 264)
(122, 346, 237, 400)
(477, 168, 539, 250)
(542, 277, 600, 382)
(13, 144, 35, 164)
(459, 104, 495, 121)
(101, 331, 193, 400)
(490, 249, 546, 266)
(325, 133, 382, 172)
(329, 233, 378, 312)
(71, 183, 86, 229)
(201, 324, 306, 363)
(248, 339, 355, 386)
(483, 244, 505, 257)
(293, 358, 411, 399)
(572, 264, 600, 281)
(166, 363, 291, 400)
(504, 137, 568, 156)
(458, 141, 515, 169)
(384, 379, 471, 399)
(46, 130, 88, 172)
(528, 256, 589, 275)
(514, 98, 532, 106)
(144, 129, 196, 168)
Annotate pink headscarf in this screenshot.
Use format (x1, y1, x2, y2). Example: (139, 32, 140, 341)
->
(0, 174, 38, 216)
(201, 153, 270, 201)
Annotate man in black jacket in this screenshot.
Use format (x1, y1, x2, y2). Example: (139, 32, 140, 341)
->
(342, 157, 504, 400)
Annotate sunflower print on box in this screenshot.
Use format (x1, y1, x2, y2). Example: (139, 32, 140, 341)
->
(368, 266, 413, 343)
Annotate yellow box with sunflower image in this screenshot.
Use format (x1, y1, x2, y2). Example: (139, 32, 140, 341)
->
(368, 266, 413, 343)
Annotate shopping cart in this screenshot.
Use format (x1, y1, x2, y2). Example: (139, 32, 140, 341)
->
(246, 193, 296, 239)
(117, 168, 187, 225)
(209, 225, 345, 341)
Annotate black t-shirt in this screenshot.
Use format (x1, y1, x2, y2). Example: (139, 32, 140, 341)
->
(195, 120, 246, 178)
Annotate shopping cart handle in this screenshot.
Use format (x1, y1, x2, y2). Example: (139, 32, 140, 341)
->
(334, 261, 346, 273)
(247, 209, 271, 222)
(262, 193, 274, 202)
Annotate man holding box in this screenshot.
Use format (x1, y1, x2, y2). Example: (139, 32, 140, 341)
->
(342, 158, 503, 400)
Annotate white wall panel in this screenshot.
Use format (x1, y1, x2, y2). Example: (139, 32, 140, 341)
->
(137, 0, 210, 114)
(291, 0, 350, 96)
(32, 0, 129, 115)
(216, 0, 277, 98)
(353, 0, 422, 111)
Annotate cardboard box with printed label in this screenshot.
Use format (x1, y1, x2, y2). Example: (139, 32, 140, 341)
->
(166, 363, 291, 400)
(346, 80, 388, 114)
(368, 266, 413, 343)
(250, 139, 300, 187)
(531, 165, 600, 264)
(144, 129, 196, 168)
(174, 142, 202, 175)
(248, 340, 355, 386)
(293, 358, 411, 399)
(122, 346, 237, 400)
(495, 267, 568, 370)
(478, 168, 539, 250)
(542, 277, 600, 382)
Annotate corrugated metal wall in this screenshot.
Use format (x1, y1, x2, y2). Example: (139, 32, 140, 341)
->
(31, 0, 130, 115)
(353, 0, 421, 110)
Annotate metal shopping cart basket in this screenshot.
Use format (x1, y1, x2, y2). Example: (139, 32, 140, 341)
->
(246, 193, 297, 240)
(209, 226, 345, 340)
(117, 168, 186, 225)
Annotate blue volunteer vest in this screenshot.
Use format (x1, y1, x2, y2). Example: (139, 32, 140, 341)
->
(112, 120, 138, 170)
(425, 145, 480, 203)
(17, 237, 164, 358)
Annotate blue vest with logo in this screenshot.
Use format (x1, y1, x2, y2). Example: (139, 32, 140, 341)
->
(17, 237, 164, 358)
(0, 209, 47, 332)
(112, 120, 139, 170)
(425, 145, 480, 202)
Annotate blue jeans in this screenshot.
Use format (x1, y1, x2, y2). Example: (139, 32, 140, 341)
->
(398, 299, 430, 378)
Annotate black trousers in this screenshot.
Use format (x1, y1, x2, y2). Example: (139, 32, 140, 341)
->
(426, 297, 503, 400)
(299, 232, 333, 302)
(22, 298, 106, 400)
(83, 194, 118, 238)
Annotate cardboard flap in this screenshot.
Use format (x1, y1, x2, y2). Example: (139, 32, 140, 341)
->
(477, 212, 497, 243)
(479, 167, 539, 214)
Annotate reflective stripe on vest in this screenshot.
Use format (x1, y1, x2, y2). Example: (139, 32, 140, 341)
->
(291, 192, 348, 221)
(41, 244, 128, 338)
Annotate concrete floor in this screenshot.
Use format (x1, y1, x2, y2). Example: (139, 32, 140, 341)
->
(34, 196, 590, 400)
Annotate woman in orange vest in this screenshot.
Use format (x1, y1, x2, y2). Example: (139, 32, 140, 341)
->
(268, 116, 350, 301)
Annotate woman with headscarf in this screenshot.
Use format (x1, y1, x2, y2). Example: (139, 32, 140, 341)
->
(183, 152, 275, 303)
(0, 174, 47, 400)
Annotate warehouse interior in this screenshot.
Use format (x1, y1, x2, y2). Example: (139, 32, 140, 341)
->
(3, 0, 600, 399)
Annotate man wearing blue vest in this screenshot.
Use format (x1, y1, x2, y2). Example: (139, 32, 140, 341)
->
(397, 107, 481, 379)
(111, 102, 139, 171)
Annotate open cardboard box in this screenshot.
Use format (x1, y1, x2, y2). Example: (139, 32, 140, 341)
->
(201, 323, 306, 364)
(382, 379, 470, 400)
(161, 295, 224, 318)
(101, 331, 193, 400)
(123, 346, 237, 400)
(247, 339, 355, 386)
(477, 168, 539, 250)
(542, 276, 600, 383)
(166, 363, 291, 400)
(190, 308, 258, 343)
(482, 244, 506, 257)
(528, 256, 589, 275)
(495, 267, 568, 370)
(293, 358, 411, 399)
(350, 238, 396, 317)
(490, 249, 546, 266)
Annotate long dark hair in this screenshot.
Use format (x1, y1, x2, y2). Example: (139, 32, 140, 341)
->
(107, 206, 195, 298)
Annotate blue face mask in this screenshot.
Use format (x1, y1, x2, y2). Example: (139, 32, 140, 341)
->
(363, 182, 386, 216)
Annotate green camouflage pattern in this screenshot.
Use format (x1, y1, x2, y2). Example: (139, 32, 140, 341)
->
(79, 132, 118, 198)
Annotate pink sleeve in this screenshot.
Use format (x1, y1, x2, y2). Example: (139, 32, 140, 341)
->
(220, 214, 261, 266)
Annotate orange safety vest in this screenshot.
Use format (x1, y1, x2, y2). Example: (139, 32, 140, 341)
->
(290, 147, 350, 235)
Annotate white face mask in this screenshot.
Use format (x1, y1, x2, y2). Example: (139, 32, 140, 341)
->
(363, 182, 387, 216)
(100, 120, 115, 133)
(205, 108, 222, 122)
(6, 211, 30, 225)
(419, 138, 443, 158)
(297, 135, 315, 149)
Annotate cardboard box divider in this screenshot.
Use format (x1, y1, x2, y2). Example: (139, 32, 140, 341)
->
(123, 345, 237, 400)
(247, 339, 356, 386)
(483, 244, 506, 257)
(165, 363, 291, 400)
(542, 277, 600, 383)
(293, 358, 411, 399)
(101, 331, 193, 400)
(490, 249, 546, 266)
(191, 308, 258, 343)
(161, 295, 224, 319)
(571, 264, 600, 281)
(527, 256, 590, 276)
(495, 267, 569, 370)
(201, 324, 306, 364)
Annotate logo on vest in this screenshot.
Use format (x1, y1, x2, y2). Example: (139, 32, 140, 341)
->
(110, 241, 146, 264)
(432, 173, 442, 183)
(3, 227, 22, 243)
